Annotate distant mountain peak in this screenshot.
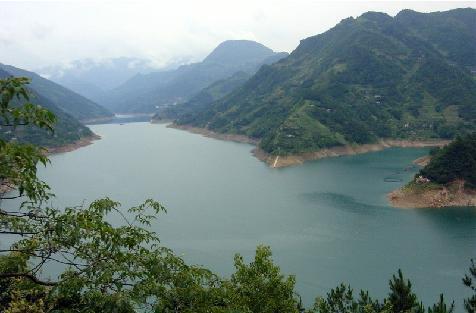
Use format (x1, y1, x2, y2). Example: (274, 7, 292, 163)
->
(358, 11, 393, 24)
(203, 40, 275, 65)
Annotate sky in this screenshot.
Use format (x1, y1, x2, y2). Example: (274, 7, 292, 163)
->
(0, 0, 475, 71)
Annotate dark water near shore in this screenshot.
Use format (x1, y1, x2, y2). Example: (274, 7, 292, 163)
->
(6, 122, 476, 309)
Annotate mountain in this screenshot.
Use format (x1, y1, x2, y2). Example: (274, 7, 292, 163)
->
(153, 71, 251, 122)
(103, 40, 288, 113)
(0, 68, 93, 147)
(178, 9, 476, 156)
(154, 52, 288, 121)
(0, 63, 113, 122)
(38, 57, 156, 103)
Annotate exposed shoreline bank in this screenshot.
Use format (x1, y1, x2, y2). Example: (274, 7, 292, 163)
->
(254, 139, 448, 168)
(167, 124, 259, 145)
(388, 181, 476, 209)
(167, 123, 449, 168)
(45, 134, 100, 155)
(0, 134, 100, 195)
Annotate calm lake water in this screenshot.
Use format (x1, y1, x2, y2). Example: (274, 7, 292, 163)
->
(7, 122, 476, 309)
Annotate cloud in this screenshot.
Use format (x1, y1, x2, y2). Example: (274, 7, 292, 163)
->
(0, 0, 474, 70)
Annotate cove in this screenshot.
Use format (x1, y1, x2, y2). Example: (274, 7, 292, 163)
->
(12, 122, 476, 309)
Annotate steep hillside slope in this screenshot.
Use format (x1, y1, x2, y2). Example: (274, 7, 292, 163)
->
(181, 9, 476, 156)
(154, 52, 288, 121)
(0, 69, 94, 147)
(104, 40, 287, 113)
(0, 63, 113, 122)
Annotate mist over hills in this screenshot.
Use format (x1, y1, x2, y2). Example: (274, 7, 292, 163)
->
(0, 63, 113, 122)
(176, 8, 476, 155)
(38, 57, 158, 104)
(102, 40, 289, 113)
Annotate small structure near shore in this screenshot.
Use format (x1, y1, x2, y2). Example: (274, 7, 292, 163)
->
(415, 175, 430, 184)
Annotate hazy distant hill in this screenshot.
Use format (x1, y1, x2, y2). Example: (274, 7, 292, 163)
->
(0, 68, 93, 147)
(104, 40, 288, 113)
(179, 8, 476, 155)
(0, 63, 113, 122)
(154, 52, 288, 121)
(38, 57, 156, 103)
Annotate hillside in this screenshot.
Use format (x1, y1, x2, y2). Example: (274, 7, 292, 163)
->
(178, 9, 476, 156)
(38, 57, 156, 103)
(389, 134, 476, 208)
(0, 69, 94, 148)
(153, 52, 288, 122)
(103, 40, 288, 113)
(0, 63, 113, 122)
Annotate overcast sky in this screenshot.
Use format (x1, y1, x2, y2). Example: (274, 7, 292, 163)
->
(0, 0, 474, 71)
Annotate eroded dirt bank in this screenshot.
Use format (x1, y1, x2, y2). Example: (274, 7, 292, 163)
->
(45, 134, 101, 154)
(167, 123, 449, 168)
(388, 181, 476, 208)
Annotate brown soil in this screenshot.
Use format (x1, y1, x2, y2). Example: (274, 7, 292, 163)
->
(168, 123, 449, 168)
(168, 124, 259, 145)
(1, 135, 100, 195)
(388, 180, 476, 208)
(413, 155, 432, 167)
(45, 134, 100, 155)
(255, 139, 449, 168)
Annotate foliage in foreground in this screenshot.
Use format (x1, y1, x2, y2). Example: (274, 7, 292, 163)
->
(0, 77, 473, 312)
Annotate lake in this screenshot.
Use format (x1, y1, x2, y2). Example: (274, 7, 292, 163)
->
(7, 122, 476, 309)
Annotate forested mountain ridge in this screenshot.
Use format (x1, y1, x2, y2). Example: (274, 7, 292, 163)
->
(153, 71, 251, 122)
(0, 69, 94, 147)
(0, 63, 113, 122)
(103, 40, 288, 113)
(178, 9, 476, 156)
(153, 51, 288, 121)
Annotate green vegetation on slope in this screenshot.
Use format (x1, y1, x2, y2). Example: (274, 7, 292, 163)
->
(1, 76, 474, 313)
(180, 9, 476, 155)
(419, 133, 476, 188)
(104, 40, 288, 113)
(0, 73, 93, 147)
(154, 71, 251, 121)
(0, 63, 113, 121)
(154, 51, 289, 122)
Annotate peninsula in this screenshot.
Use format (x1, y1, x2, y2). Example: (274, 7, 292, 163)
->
(389, 134, 476, 208)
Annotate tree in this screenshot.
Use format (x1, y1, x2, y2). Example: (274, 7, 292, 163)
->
(227, 245, 300, 313)
(388, 270, 423, 313)
(0, 75, 469, 313)
(0, 77, 208, 312)
(308, 284, 388, 313)
(427, 294, 454, 313)
(463, 259, 476, 313)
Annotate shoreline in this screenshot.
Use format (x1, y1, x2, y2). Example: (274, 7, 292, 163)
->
(255, 139, 448, 168)
(81, 116, 114, 125)
(167, 123, 449, 168)
(167, 124, 260, 145)
(1, 134, 100, 195)
(45, 134, 100, 155)
(388, 181, 476, 209)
